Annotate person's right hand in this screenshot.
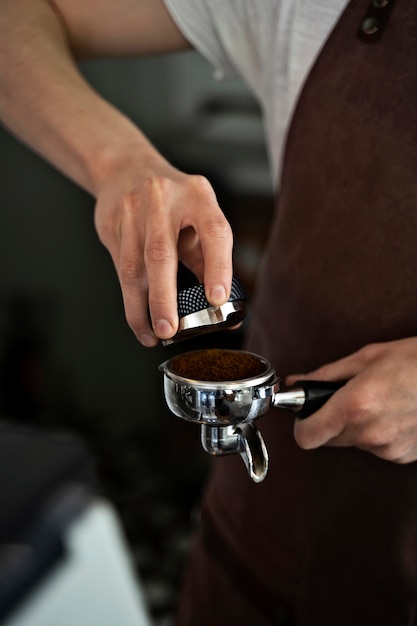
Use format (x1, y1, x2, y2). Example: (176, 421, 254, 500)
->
(1, 0, 234, 348)
(94, 152, 234, 347)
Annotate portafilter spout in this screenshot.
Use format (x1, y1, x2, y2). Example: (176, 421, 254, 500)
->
(159, 349, 343, 482)
(200, 423, 269, 483)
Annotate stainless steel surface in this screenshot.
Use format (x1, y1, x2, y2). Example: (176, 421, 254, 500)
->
(161, 300, 246, 346)
(235, 423, 269, 483)
(272, 387, 306, 410)
(160, 349, 319, 483)
(161, 352, 275, 426)
(200, 424, 241, 455)
(161, 351, 307, 425)
(200, 423, 268, 483)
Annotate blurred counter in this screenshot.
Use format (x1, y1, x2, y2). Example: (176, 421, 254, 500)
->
(0, 422, 152, 626)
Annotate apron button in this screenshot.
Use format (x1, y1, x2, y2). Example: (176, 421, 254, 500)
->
(372, 0, 390, 7)
(360, 16, 380, 36)
(358, 0, 396, 41)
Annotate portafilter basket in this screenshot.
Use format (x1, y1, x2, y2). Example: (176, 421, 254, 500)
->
(159, 349, 342, 482)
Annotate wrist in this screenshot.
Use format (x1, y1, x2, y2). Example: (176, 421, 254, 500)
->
(85, 118, 170, 196)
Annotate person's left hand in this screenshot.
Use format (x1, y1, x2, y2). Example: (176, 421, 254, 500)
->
(286, 337, 417, 464)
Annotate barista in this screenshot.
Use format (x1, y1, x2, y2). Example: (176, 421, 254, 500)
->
(1, 1, 417, 624)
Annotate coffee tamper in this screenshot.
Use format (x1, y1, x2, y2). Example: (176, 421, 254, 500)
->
(161, 277, 247, 346)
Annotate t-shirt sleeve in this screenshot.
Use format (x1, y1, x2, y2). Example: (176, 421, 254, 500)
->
(163, 0, 275, 99)
(163, 0, 236, 78)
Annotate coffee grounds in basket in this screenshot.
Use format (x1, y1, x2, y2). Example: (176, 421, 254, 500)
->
(170, 349, 266, 382)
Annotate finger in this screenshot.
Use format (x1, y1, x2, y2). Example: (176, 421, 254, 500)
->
(144, 207, 179, 341)
(293, 389, 348, 450)
(370, 442, 417, 464)
(321, 434, 417, 464)
(293, 377, 390, 453)
(286, 345, 381, 386)
(178, 226, 204, 282)
(196, 204, 234, 305)
(118, 217, 158, 347)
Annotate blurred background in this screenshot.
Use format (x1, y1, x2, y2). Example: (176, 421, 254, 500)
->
(0, 49, 273, 625)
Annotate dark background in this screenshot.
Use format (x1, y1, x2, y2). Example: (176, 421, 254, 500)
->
(0, 50, 273, 624)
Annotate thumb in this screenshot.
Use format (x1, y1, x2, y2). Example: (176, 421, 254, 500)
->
(285, 352, 365, 387)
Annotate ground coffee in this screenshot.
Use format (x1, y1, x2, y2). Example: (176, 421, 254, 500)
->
(170, 349, 267, 382)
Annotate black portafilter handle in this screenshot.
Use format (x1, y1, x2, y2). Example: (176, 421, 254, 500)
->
(293, 380, 345, 419)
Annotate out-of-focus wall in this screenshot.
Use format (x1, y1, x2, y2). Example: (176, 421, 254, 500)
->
(0, 49, 274, 625)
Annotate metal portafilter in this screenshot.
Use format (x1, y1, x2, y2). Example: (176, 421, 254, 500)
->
(159, 349, 343, 483)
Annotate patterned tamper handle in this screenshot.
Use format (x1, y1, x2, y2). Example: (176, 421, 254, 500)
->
(177, 277, 246, 318)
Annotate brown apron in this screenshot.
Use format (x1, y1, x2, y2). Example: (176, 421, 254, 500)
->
(176, 1, 417, 624)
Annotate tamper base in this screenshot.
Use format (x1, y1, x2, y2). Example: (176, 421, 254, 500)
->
(162, 300, 246, 345)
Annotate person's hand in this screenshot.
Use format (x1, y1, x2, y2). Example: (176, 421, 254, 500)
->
(1, 0, 224, 348)
(94, 153, 233, 347)
(286, 337, 417, 463)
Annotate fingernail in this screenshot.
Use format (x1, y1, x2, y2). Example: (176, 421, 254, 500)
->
(209, 284, 227, 305)
(154, 319, 174, 338)
(139, 333, 158, 348)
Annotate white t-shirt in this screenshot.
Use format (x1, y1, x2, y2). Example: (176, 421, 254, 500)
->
(163, 0, 348, 184)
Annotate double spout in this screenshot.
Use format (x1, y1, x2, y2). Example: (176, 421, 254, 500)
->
(200, 422, 269, 483)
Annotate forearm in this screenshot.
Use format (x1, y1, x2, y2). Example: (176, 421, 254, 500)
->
(0, 0, 234, 346)
(0, 0, 184, 194)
